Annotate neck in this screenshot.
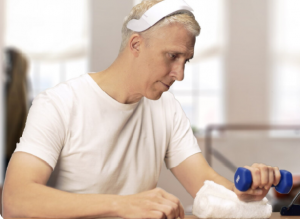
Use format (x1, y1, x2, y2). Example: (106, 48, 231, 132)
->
(89, 51, 144, 104)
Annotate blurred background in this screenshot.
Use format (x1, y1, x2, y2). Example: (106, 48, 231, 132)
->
(1, 0, 300, 213)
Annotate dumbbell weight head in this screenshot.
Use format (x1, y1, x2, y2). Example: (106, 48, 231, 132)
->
(234, 167, 252, 192)
(274, 170, 293, 194)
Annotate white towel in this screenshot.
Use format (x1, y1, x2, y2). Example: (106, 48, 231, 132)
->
(192, 180, 272, 218)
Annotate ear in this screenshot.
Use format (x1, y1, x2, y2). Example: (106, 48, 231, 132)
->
(128, 34, 142, 57)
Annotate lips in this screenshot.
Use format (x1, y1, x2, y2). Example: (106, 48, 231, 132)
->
(160, 81, 170, 88)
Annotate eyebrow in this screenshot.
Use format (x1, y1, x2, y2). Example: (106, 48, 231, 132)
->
(169, 50, 194, 59)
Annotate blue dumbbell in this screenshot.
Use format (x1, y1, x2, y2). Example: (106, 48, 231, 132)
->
(234, 167, 293, 194)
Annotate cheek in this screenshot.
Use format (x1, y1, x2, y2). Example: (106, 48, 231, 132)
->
(154, 58, 172, 73)
(143, 54, 171, 82)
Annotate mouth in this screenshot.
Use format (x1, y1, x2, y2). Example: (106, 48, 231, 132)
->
(160, 81, 170, 89)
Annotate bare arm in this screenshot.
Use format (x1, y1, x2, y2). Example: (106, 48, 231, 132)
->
(2, 152, 120, 218)
(171, 153, 281, 202)
(170, 153, 233, 198)
(3, 152, 184, 219)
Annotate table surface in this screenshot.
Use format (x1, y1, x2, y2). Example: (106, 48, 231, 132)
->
(184, 213, 300, 219)
(4, 212, 300, 219)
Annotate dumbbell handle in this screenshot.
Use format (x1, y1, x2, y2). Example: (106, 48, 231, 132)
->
(234, 167, 293, 194)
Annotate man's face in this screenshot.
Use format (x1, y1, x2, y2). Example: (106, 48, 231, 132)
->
(138, 23, 196, 100)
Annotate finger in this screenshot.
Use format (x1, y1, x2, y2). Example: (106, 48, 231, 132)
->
(251, 163, 260, 167)
(259, 165, 270, 188)
(154, 188, 180, 219)
(251, 164, 265, 188)
(160, 189, 182, 217)
(157, 197, 180, 219)
(244, 166, 261, 190)
(242, 188, 264, 196)
(160, 189, 181, 205)
(273, 167, 281, 186)
(265, 166, 274, 189)
(154, 204, 176, 219)
(157, 188, 183, 219)
(149, 210, 165, 219)
(234, 182, 263, 196)
(179, 202, 185, 219)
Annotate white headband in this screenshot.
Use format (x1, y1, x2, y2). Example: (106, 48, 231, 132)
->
(127, 0, 194, 32)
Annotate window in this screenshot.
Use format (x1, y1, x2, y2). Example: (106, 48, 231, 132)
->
(270, 0, 300, 137)
(5, 0, 89, 99)
(28, 59, 88, 99)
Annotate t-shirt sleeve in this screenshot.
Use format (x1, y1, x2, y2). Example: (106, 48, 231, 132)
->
(164, 94, 201, 169)
(14, 93, 66, 170)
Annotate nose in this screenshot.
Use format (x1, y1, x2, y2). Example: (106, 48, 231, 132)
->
(173, 64, 185, 81)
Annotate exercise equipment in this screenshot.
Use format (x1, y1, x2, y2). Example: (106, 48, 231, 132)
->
(234, 167, 293, 194)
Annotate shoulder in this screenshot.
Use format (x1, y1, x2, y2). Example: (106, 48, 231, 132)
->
(34, 74, 88, 105)
(31, 74, 90, 123)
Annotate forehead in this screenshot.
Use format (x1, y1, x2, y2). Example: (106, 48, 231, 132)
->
(149, 23, 196, 55)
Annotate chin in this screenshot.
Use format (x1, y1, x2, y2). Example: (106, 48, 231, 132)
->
(146, 92, 164, 100)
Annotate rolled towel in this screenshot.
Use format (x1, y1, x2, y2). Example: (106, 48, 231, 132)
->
(192, 180, 272, 218)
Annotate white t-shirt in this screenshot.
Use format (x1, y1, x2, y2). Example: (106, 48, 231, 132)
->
(15, 73, 201, 195)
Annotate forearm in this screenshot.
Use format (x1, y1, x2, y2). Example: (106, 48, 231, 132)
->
(3, 182, 120, 218)
(210, 171, 235, 191)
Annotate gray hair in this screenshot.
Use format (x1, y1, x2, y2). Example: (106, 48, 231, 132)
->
(119, 0, 201, 53)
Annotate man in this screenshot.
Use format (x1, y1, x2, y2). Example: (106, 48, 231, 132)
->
(3, 0, 281, 218)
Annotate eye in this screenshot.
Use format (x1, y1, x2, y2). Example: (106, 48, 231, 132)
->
(168, 53, 177, 59)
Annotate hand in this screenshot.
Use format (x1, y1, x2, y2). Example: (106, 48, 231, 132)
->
(116, 187, 184, 219)
(234, 163, 281, 202)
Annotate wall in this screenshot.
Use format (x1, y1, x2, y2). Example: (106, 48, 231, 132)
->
(225, 0, 270, 124)
(89, 0, 132, 72)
